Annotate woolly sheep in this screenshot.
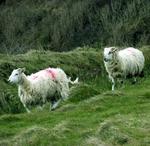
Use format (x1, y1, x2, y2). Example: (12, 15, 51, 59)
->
(8, 67, 78, 112)
(103, 47, 145, 91)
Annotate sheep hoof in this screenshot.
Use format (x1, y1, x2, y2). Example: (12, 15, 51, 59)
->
(51, 104, 57, 110)
(50, 103, 57, 111)
(27, 110, 31, 113)
(51, 99, 61, 111)
(132, 78, 137, 84)
(37, 106, 43, 111)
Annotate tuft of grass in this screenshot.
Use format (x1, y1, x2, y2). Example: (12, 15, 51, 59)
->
(68, 83, 101, 103)
(98, 120, 129, 145)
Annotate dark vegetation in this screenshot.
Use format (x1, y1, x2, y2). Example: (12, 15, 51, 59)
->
(0, 0, 149, 53)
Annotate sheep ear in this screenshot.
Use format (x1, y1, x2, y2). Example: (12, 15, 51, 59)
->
(18, 68, 26, 73)
(21, 68, 26, 73)
(111, 47, 118, 53)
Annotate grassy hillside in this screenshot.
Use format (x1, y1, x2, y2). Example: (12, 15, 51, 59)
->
(0, 47, 104, 114)
(0, 0, 149, 53)
(0, 46, 150, 145)
(0, 83, 150, 146)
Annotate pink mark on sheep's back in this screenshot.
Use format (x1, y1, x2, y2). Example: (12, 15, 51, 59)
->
(28, 68, 57, 81)
(127, 48, 133, 52)
(45, 68, 56, 80)
(126, 48, 136, 56)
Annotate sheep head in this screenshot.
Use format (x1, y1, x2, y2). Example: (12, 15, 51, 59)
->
(103, 47, 118, 62)
(8, 68, 26, 84)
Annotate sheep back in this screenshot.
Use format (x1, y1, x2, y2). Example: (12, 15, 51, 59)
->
(118, 47, 144, 77)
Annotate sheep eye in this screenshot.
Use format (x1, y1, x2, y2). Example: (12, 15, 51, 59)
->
(108, 51, 112, 54)
(15, 73, 18, 76)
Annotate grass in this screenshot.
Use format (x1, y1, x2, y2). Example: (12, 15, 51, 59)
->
(0, 48, 103, 114)
(0, 78, 150, 146)
(0, 46, 150, 145)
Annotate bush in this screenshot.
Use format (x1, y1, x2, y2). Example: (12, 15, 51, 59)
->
(0, 0, 149, 53)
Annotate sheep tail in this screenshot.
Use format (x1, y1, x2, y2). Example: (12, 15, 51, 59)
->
(68, 77, 79, 84)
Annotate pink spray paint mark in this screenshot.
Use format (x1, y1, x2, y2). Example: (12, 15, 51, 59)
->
(45, 68, 56, 80)
(29, 68, 56, 81)
(127, 48, 136, 57)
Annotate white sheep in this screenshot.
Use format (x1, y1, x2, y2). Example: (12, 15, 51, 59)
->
(103, 47, 145, 91)
(8, 67, 78, 112)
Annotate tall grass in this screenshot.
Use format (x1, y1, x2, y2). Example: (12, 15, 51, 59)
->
(95, 0, 150, 46)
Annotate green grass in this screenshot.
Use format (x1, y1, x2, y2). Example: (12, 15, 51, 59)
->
(0, 47, 150, 145)
(0, 48, 103, 114)
(0, 78, 150, 146)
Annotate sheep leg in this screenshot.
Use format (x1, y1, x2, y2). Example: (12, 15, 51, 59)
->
(108, 75, 115, 91)
(132, 77, 137, 84)
(60, 90, 69, 101)
(51, 99, 61, 111)
(61, 86, 69, 100)
(37, 105, 44, 111)
(111, 77, 115, 91)
(23, 103, 31, 113)
(118, 78, 124, 89)
(58, 82, 69, 100)
(134, 77, 137, 83)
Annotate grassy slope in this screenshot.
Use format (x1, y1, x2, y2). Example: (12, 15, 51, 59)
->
(0, 79, 150, 146)
(0, 48, 103, 114)
(0, 47, 150, 146)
